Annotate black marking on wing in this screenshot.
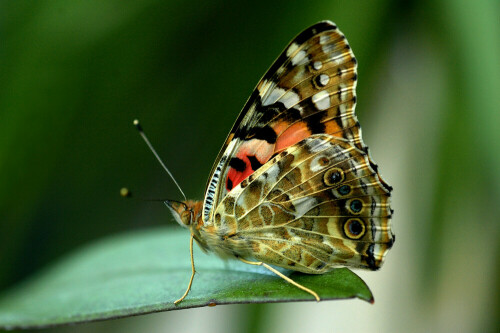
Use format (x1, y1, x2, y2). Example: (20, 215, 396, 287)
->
(229, 157, 246, 172)
(334, 106, 344, 128)
(370, 218, 376, 240)
(233, 95, 280, 144)
(304, 110, 326, 134)
(248, 155, 263, 171)
(387, 234, 396, 249)
(257, 100, 302, 129)
(366, 244, 378, 270)
(237, 125, 278, 144)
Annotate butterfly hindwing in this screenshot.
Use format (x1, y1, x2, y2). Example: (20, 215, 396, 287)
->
(212, 135, 394, 272)
(203, 21, 364, 221)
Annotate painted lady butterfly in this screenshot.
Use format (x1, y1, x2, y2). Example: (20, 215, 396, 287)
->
(164, 21, 394, 304)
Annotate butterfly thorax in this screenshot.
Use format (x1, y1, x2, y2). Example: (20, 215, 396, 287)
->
(166, 199, 253, 258)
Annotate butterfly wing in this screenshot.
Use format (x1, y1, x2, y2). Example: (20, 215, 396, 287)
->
(212, 134, 394, 271)
(203, 21, 367, 222)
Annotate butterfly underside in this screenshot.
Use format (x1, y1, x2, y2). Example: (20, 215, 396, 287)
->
(168, 21, 394, 302)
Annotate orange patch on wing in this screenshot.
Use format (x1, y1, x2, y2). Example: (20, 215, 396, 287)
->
(226, 118, 345, 192)
(272, 121, 291, 138)
(324, 119, 343, 138)
(275, 122, 311, 152)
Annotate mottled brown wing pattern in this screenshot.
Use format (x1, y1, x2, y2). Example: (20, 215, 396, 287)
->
(207, 135, 394, 272)
(203, 21, 368, 222)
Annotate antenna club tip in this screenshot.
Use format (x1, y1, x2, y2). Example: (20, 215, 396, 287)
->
(133, 119, 142, 131)
(120, 187, 131, 198)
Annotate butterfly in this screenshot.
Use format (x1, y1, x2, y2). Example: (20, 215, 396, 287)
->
(164, 20, 394, 304)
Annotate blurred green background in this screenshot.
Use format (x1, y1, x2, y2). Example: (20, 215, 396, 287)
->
(1, 0, 498, 332)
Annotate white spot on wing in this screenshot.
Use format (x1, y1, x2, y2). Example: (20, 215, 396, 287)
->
(313, 61, 322, 70)
(293, 196, 318, 218)
(329, 51, 347, 65)
(291, 50, 308, 66)
(312, 91, 331, 110)
(262, 87, 286, 106)
(319, 74, 329, 86)
(319, 35, 330, 44)
(339, 103, 346, 113)
(373, 244, 384, 259)
(307, 136, 332, 153)
(339, 103, 349, 128)
(262, 88, 302, 111)
(286, 43, 299, 57)
(265, 163, 281, 185)
(281, 90, 300, 109)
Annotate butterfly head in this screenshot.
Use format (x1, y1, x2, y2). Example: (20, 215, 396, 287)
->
(165, 199, 203, 228)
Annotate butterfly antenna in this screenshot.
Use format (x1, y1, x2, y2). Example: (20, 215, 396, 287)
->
(133, 119, 187, 202)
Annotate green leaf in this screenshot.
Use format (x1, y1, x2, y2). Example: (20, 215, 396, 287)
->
(0, 227, 373, 329)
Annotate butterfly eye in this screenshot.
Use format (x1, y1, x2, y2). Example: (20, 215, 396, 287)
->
(323, 167, 344, 186)
(347, 199, 364, 214)
(344, 218, 366, 240)
(180, 210, 192, 226)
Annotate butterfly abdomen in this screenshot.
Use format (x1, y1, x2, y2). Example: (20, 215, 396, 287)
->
(200, 208, 255, 259)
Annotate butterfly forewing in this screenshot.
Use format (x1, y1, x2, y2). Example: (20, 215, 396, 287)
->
(203, 21, 365, 222)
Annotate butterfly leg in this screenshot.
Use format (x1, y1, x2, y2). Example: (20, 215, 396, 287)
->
(174, 234, 195, 305)
(238, 258, 320, 301)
